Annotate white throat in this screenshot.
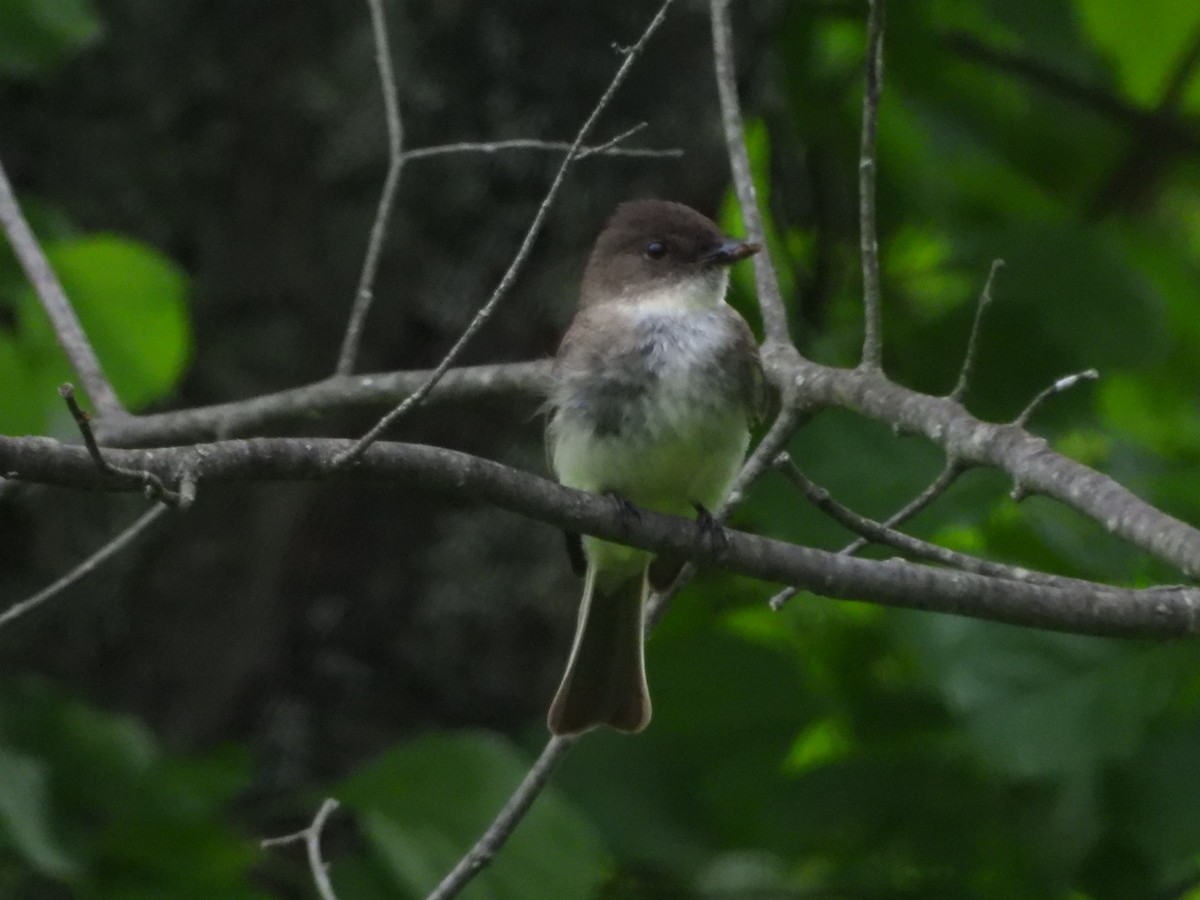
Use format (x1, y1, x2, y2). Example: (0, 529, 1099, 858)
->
(621, 271, 730, 313)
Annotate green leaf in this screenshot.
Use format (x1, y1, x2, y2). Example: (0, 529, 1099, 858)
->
(1117, 718, 1200, 867)
(0, 679, 262, 896)
(337, 732, 611, 899)
(1076, 3, 1200, 110)
(1, 234, 190, 432)
(0, 0, 103, 79)
(0, 745, 78, 878)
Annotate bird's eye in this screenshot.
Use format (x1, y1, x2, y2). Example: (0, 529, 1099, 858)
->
(644, 241, 667, 260)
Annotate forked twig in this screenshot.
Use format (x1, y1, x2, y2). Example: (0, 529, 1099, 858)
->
(262, 798, 342, 900)
(774, 453, 1082, 589)
(335, 0, 407, 377)
(770, 457, 965, 610)
(332, 0, 677, 468)
(59, 384, 180, 504)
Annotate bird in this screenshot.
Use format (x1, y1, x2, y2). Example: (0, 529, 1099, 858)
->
(546, 199, 763, 735)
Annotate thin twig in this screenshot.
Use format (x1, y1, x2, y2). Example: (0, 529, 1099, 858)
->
(708, 0, 790, 346)
(332, 0, 677, 468)
(425, 739, 576, 900)
(335, 0, 407, 377)
(574, 122, 652, 159)
(0, 503, 170, 630)
(770, 457, 965, 610)
(262, 798, 342, 900)
(949, 259, 1004, 403)
(858, 0, 887, 368)
(845, 457, 963, 556)
(1014, 369, 1099, 428)
(402, 136, 682, 162)
(60, 384, 180, 504)
(0, 159, 124, 415)
(774, 453, 1084, 590)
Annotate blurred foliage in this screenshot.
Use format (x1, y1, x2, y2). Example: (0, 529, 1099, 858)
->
(0, 0, 101, 80)
(0, 678, 263, 898)
(0, 233, 191, 434)
(3, 0, 1200, 898)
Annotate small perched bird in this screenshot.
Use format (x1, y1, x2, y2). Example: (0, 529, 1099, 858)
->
(546, 199, 763, 735)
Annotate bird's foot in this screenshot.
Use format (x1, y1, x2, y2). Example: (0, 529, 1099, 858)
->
(604, 490, 642, 535)
(692, 502, 728, 556)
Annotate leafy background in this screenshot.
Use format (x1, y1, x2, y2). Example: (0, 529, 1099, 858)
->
(2, 0, 1200, 897)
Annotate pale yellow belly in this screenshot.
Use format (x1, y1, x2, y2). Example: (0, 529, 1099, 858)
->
(553, 412, 750, 579)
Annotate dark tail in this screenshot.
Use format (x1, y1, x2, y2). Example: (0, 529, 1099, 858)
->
(547, 566, 651, 736)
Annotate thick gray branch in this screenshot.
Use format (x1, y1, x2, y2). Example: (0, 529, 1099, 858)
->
(793, 359, 1200, 577)
(93, 361, 553, 447)
(3, 434, 1197, 638)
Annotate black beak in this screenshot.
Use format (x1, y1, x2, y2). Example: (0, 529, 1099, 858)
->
(700, 239, 761, 266)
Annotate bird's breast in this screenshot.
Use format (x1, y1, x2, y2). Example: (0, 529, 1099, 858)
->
(549, 304, 753, 511)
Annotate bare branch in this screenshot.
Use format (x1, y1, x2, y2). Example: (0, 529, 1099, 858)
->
(0, 502, 170, 630)
(770, 456, 964, 610)
(843, 458, 964, 557)
(335, 0, 407, 377)
(94, 360, 551, 448)
(708, 0, 790, 348)
(332, 0, 677, 468)
(262, 798, 341, 900)
(4, 434, 1199, 637)
(0, 158, 124, 416)
(60, 384, 180, 503)
(858, 0, 887, 368)
(425, 738, 576, 900)
(949, 259, 1004, 403)
(774, 453, 1085, 590)
(1014, 368, 1099, 428)
(786, 358, 1200, 575)
(401, 132, 683, 162)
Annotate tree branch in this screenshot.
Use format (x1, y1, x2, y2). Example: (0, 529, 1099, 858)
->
(0, 157, 124, 416)
(60, 384, 181, 503)
(400, 126, 683, 163)
(261, 798, 342, 900)
(770, 455, 965, 610)
(858, 0, 886, 369)
(789, 358, 1200, 576)
(708, 0, 791, 350)
(774, 453, 1087, 590)
(1014, 368, 1099, 429)
(841, 457, 964, 557)
(425, 738, 576, 900)
(3, 434, 1197, 637)
(335, 0, 406, 377)
(949, 259, 1003, 403)
(331, 0, 677, 468)
(92, 360, 553, 448)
